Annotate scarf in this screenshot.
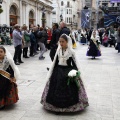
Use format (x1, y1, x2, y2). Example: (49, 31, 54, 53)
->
(0, 56, 10, 71)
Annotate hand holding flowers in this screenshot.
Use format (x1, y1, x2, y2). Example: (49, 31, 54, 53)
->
(67, 70, 80, 89)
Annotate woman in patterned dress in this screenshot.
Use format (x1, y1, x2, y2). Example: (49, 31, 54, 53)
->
(41, 34, 89, 113)
(0, 46, 19, 109)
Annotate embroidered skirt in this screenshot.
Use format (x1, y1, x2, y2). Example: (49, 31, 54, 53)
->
(0, 76, 19, 106)
(41, 65, 89, 112)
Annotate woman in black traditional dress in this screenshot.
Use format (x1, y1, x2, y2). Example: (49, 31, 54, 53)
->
(41, 34, 89, 112)
(0, 46, 20, 109)
(86, 31, 101, 59)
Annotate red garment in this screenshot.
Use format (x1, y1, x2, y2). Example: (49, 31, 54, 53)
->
(47, 30, 52, 41)
(103, 35, 108, 42)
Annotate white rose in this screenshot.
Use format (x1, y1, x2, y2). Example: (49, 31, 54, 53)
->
(68, 69, 77, 77)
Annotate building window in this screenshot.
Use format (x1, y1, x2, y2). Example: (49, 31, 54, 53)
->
(61, 1, 64, 6)
(102, 3, 108, 6)
(67, 1, 70, 7)
(67, 17, 68, 23)
(69, 9, 71, 14)
(10, 5, 17, 15)
(67, 9, 68, 14)
(52, 11, 56, 14)
(69, 17, 71, 23)
(29, 11, 34, 19)
(117, 3, 120, 6)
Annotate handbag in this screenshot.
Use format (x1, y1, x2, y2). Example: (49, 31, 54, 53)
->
(24, 34, 30, 42)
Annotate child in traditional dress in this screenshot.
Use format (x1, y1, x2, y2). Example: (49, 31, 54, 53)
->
(86, 31, 101, 59)
(41, 34, 88, 113)
(0, 46, 19, 109)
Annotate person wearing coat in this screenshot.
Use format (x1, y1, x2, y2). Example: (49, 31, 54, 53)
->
(116, 27, 120, 53)
(59, 22, 70, 37)
(22, 25, 31, 58)
(50, 23, 60, 61)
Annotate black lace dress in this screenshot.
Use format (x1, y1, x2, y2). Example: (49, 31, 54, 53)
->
(46, 56, 79, 108)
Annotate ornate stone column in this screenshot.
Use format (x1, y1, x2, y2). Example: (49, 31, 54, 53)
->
(19, 0, 23, 26)
(22, 1, 28, 26)
(35, 2, 38, 25)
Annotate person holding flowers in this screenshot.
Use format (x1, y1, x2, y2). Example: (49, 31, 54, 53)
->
(41, 34, 88, 113)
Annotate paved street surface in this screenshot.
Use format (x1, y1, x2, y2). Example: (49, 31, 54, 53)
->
(0, 43, 120, 120)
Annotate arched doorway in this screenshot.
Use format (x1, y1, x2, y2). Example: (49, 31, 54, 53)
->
(29, 11, 34, 27)
(10, 5, 18, 26)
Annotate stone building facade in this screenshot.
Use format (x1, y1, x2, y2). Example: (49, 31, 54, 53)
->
(52, 0, 79, 30)
(0, 0, 53, 28)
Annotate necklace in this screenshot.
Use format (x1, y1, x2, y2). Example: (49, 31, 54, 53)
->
(62, 48, 66, 62)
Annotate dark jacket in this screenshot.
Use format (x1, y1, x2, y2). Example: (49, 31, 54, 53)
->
(33, 30, 39, 43)
(30, 32, 36, 44)
(59, 27, 70, 37)
(38, 30, 48, 43)
(50, 29, 60, 47)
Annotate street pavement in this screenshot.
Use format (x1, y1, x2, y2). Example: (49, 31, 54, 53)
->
(0, 43, 120, 120)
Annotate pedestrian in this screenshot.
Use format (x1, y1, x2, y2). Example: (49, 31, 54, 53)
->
(13, 24, 23, 65)
(0, 46, 19, 109)
(38, 27, 47, 60)
(33, 27, 39, 55)
(99, 29, 103, 44)
(30, 29, 36, 57)
(80, 29, 87, 45)
(69, 31, 77, 49)
(50, 23, 60, 61)
(59, 21, 70, 36)
(41, 34, 89, 113)
(103, 33, 109, 47)
(86, 30, 101, 59)
(77, 29, 81, 42)
(116, 27, 120, 53)
(46, 28, 52, 50)
(22, 25, 31, 58)
(43, 28, 48, 51)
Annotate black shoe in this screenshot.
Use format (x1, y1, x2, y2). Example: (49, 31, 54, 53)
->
(19, 61, 24, 63)
(34, 52, 39, 55)
(0, 105, 5, 110)
(39, 57, 45, 60)
(42, 56, 45, 58)
(25, 56, 29, 58)
(47, 67, 49, 71)
(30, 55, 34, 57)
(15, 62, 20, 65)
(55, 112, 61, 115)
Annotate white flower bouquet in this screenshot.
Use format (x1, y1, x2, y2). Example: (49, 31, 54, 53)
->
(67, 69, 80, 89)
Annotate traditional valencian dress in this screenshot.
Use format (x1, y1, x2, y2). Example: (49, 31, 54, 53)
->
(70, 33, 77, 49)
(86, 35, 101, 58)
(41, 34, 88, 112)
(0, 51, 20, 108)
(80, 30, 87, 45)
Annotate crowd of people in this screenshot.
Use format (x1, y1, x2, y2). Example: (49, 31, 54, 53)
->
(12, 22, 71, 65)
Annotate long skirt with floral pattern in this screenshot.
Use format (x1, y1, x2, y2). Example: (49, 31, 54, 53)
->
(0, 75, 19, 106)
(41, 66, 89, 112)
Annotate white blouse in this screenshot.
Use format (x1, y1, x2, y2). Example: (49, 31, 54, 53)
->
(58, 48, 72, 66)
